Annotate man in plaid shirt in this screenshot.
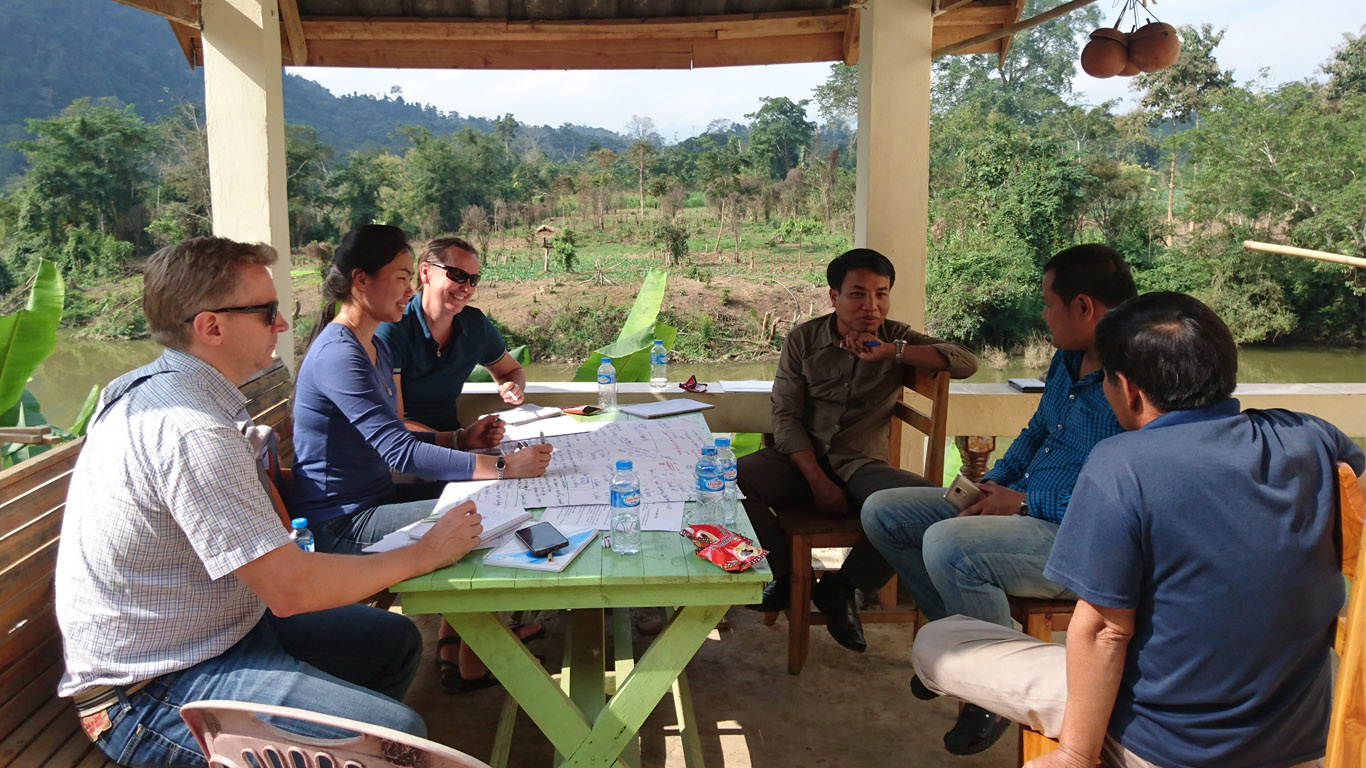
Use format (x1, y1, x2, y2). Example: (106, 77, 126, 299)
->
(862, 244, 1137, 755)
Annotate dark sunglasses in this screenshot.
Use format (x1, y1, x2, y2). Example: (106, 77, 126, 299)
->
(182, 300, 279, 326)
(433, 263, 480, 287)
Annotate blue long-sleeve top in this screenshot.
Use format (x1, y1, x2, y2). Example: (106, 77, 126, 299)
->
(290, 322, 475, 525)
(980, 349, 1124, 524)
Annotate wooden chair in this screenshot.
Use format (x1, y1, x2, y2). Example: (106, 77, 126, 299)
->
(765, 367, 949, 675)
(180, 700, 492, 768)
(1018, 461, 1366, 764)
(1328, 461, 1365, 766)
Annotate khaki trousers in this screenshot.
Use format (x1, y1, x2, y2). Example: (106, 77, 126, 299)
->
(911, 616, 1324, 768)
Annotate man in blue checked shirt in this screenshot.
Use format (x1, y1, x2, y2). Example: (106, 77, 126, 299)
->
(862, 243, 1137, 756)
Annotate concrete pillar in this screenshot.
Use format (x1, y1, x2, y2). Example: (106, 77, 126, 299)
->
(854, 0, 933, 333)
(854, 0, 935, 474)
(201, 0, 294, 369)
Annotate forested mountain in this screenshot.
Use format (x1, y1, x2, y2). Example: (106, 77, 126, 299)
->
(0, 0, 628, 182)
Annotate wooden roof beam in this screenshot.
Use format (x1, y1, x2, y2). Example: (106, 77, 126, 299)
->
(110, 0, 199, 28)
(933, 0, 1098, 58)
(168, 18, 197, 68)
(278, 0, 308, 67)
(301, 10, 846, 43)
(998, 0, 1027, 66)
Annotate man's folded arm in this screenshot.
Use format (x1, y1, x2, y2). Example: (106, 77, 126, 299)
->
(894, 329, 978, 379)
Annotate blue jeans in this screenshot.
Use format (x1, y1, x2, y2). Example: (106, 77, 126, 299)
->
(861, 486, 1075, 627)
(95, 604, 424, 767)
(314, 481, 444, 555)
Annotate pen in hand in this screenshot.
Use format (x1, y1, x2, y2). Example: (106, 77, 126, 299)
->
(863, 340, 881, 347)
(540, 431, 546, 445)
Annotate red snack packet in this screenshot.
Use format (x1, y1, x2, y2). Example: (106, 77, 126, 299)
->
(679, 524, 740, 550)
(697, 537, 768, 572)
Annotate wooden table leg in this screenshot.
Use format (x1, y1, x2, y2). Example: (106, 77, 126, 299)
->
(448, 604, 726, 768)
(561, 603, 727, 768)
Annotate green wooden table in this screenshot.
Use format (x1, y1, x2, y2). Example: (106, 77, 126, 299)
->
(391, 414, 769, 767)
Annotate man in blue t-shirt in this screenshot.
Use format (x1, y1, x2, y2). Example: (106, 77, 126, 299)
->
(911, 292, 1364, 768)
(375, 236, 525, 432)
(863, 244, 1137, 754)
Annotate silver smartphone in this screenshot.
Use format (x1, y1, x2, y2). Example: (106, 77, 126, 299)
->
(943, 474, 986, 512)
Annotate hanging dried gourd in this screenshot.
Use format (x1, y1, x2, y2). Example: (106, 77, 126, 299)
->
(1081, 0, 1181, 78)
(1081, 28, 1129, 78)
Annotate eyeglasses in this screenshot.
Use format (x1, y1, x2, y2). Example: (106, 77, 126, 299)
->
(432, 263, 480, 287)
(182, 300, 279, 326)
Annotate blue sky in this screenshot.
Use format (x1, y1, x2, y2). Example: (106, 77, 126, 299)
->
(295, 0, 1363, 142)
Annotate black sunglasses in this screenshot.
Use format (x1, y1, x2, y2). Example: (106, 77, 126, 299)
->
(183, 300, 279, 326)
(432, 263, 480, 287)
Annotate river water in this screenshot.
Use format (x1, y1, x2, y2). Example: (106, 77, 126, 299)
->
(25, 330, 1366, 432)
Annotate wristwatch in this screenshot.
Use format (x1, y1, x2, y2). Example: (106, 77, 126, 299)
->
(893, 338, 906, 365)
(1018, 499, 1030, 516)
(496, 456, 506, 481)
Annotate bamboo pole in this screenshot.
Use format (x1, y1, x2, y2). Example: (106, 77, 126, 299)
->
(932, 0, 1100, 58)
(1243, 240, 1366, 269)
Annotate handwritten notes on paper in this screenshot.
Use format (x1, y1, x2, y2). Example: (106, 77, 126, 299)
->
(505, 418, 712, 509)
(540, 502, 687, 532)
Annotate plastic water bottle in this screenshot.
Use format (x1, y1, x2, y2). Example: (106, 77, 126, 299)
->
(289, 517, 315, 553)
(714, 437, 739, 526)
(693, 446, 725, 526)
(597, 357, 618, 412)
(649, 339, 668, 391)
(609, 459, 642, 555)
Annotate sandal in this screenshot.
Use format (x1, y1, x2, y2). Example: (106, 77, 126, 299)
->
(436, 636, 500, 695)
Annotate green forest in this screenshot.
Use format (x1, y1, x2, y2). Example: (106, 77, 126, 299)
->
(0, 0, 1362, 351)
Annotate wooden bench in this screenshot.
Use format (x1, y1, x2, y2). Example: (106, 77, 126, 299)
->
(0, 359, 293, 768)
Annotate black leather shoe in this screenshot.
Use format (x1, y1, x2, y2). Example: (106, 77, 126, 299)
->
(943, 704, 1010, 755)
(745, 576, 789, 612)
(909, 675, 939, 701)
(811, 573, 866, 653)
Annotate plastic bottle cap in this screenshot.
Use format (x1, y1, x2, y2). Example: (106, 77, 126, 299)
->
(615, 459, 633, 470)
(654, 339, 663, 344)
(601, 357, 611, 364)
(290, 517, 308, 529)
(715, 437, 731, 447)
(701, 446, 717, 456)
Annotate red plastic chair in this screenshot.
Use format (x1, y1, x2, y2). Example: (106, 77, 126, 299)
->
(181, 700, 492, 768)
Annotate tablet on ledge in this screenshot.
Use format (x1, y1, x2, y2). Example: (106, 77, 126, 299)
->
(1007, 378, 1046, 393)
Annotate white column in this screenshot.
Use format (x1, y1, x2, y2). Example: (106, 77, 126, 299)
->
(201, 0, 294, 369)
(854, 0, 935, 473)
(854, 0, 933, 333)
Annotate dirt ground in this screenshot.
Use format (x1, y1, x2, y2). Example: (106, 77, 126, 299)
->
(403, 606, 1018, 768)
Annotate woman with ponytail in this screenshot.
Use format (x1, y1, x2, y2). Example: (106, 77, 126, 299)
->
(291, 225, 551, 692)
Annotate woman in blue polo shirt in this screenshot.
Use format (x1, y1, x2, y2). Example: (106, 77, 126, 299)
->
(375, 236, 526, 433)
(292, 224, 551, 692)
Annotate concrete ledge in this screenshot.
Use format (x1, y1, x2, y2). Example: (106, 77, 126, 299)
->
(458, 382, 1366, 437)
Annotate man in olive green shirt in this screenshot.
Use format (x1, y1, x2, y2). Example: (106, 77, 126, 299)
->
(740, 248, 977, 652)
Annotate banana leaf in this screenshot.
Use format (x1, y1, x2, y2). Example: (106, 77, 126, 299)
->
(466, 344, 531, 383)
(0, 260, 64, 415)
(572, 269, 677, 383)
(1, 390, 50, 467)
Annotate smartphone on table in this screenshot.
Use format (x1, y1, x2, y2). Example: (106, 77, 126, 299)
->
(943, 474, 986, 512)
(562, 405, 603, 416)
(515, 522, 570, 558)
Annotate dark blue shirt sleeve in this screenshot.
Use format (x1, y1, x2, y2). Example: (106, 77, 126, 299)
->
(475, 313, 508, 367)
(321, 335, 474, 481)
(1043, 443, 1144, 610)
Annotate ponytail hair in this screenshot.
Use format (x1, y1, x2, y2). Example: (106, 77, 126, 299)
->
(299, 224, 413, 368)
